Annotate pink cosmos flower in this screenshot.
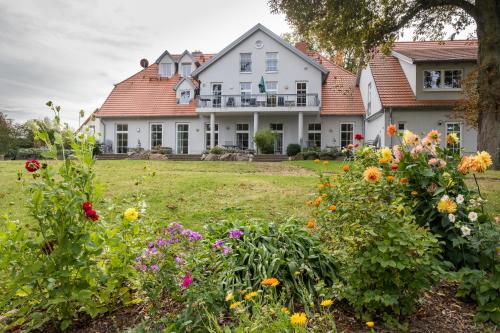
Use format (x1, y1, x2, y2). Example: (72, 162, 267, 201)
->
(182, 273, 193, 288)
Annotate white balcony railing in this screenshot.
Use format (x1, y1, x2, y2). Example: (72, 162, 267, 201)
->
(196, 93, 320, 109)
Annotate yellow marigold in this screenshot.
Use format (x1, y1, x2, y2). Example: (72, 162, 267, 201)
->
(380, 147, 392, 161)
(400, 177, 409, 184)
(225, 292, 234, 302)
(313, 197, 322, 206)
(437, 197, 457, 214)
(403, 130, 419, 146)
(320, 299, 334, 307)
(318, 184, 325, 190)
(123, 208, 139, 221)
(281, 307, 290, 314)
(446, 133, 459, 145)
(261, 277, 280, 287)
(229, 301, 242, 309)
(473, 151, 493, 173)
(386, 175, 395, 183)
(323, 160, 329, 166)
(306, 219, 315, 229)
(290, 312, 307, 326)
(328, 204, 337, 211)
(342, 164, 350, 172)
(244, 291, 258, 300)
(411, 191, 418, 197)
(363, 166, 382, 183)
(379, 157, 390, 165)
(314, 159, 320, 164)
(366, 321, 375, 328)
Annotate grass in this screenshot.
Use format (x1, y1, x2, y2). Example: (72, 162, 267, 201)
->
(0, 160, 498, 230)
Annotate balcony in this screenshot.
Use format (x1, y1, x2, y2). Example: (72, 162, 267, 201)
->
(196, 93, 320, 113)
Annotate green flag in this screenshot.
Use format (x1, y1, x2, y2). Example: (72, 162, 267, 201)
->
(258, 76, 266, 93)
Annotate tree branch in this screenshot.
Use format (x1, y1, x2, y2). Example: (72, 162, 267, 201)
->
(419, 0, 477, 20)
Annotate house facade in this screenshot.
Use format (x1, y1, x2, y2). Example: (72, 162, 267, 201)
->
(95, 24, 477, 155)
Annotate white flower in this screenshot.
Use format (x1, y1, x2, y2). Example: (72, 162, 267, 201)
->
(460, 226, 471, 237)
(139, 201, 147, 214)
(468, 211, 478, 222)
(456, 194, 464, 204)
(448, 214, 456, 223)
(441, 195, 450, 201)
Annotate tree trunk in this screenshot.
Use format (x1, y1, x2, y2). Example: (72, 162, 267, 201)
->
(476, 0, 500, 169)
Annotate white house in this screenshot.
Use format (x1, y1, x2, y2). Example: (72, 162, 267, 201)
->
(95, 24, 477, 155)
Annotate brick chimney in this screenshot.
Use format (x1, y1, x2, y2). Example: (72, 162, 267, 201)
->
(294, 41, 308, 53)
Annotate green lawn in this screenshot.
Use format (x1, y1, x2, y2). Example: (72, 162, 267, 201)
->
(0, 160, 498, 230)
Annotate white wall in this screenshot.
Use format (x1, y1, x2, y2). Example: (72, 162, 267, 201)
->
(365, 112, 386, 147)
(198, 30, 323, 101)
(78, 116, 103, 142)
(358, 65, 382, 117)
(320, 115, 364, 148)
(398, 58, 417, 95)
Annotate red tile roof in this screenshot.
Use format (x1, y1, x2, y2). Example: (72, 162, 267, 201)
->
(392, 40, 478, 62)
(367, 40, 478, 108)
(307, 52, 364, 115)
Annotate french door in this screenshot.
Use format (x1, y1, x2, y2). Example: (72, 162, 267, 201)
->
(270, 123, 283, 154)
(176, 123, 189, 154)
(116, 124, 128, 153)
(212, 83, 222, 108)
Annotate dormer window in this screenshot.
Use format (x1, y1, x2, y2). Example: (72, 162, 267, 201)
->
(180, 90, 191, 104)
(423, 69, 462, 90)
(181, 63, 192, 77)
(240, 53, 252, 73)
(159, 63, 172, 77)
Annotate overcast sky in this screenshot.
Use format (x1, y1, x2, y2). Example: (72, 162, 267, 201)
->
(0, 0, 476, 128)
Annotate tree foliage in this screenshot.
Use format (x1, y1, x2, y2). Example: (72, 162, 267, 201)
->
(453, 67, 481, 128)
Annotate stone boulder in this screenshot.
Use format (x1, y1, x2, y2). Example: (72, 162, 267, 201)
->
(204, 153, 220, 161)
(148, 153, 168, 160)
(220, 153, 236, 161)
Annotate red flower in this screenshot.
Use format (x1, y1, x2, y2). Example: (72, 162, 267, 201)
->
(182, 273, 193, 288)
(354, 133, 364, 141)
(25, 160, 41, 172)
(82, 202, 92, 212)
(85, 209, 99, 221)
(354, 144, 359, 148)
(390, 164, 398, 171)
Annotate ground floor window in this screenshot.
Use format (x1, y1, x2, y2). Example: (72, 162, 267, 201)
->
(236, 123, 249, 149)
(340, 123, 354, 148)
(308, 123, 321, 148)
(150, 123, 163, 149)
(176, 123, 189, 154)
(205, 123, 219, 149)
(446, 122, 461, 155)
(397, 122, 405, 133)
(116, 123, 128, 153)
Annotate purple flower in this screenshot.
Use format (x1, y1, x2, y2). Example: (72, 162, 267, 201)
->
(135, 256, 142, 263)
(222, 247, 231, 255)
(151, 264, 159, 271)
(181, 229, 203, 242)
(182, 273, 193, 288)
(228, 229, 243, 239)
(140, 264, 147, 272)
(175, 256, 184, 264)
(166, 222, 184, 235)
(213, 239, 224, 249)
(156, 238, 167, 247)
(148, 241, 155, 248)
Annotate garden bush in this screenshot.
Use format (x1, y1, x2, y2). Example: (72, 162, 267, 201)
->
(209, 145, 224, 155)
(253, 129, 277, 154)
(286, 143, 301, 156)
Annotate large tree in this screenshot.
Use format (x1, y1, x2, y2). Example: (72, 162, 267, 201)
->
(270, 0, 500, 169)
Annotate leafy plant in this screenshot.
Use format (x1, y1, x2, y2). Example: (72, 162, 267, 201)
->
(286, 143, 301, 156)
(253, 130, 277, 154)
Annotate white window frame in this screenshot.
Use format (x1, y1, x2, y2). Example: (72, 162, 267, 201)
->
(150, 123, 163, 149)
(181, 63, 192, 77)
(307, 123, 322, 148)
(116, 123, 128, 154)
(236, 123, 250, 149)
(205, 123, 219, 149)
(265, 52, 279, 72)
(296, 81, 307, 106)
(179, 90, 191, 104)
(423, 69, 463, 91)
(88, 125, 95, 135)
(270, 123, 284, 154)
(445, 121, 462, 154)
(397, 122, 406, 133)
(240, 53, 252, 73)
(160, 63, 173, 77)
(240, 82, 252, 106)
(340, 123, 354, 148)
(176, 123, 189, 154)
(367, 82, 372, 115)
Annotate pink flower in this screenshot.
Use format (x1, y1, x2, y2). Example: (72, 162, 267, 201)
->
(182, 273, 193, 288)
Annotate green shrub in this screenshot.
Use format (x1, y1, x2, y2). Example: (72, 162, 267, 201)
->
(286, 143, 301, 156)
(302, 151, 319, 160)
(210, 145, 224, 155)
(253, 130, 277, 154)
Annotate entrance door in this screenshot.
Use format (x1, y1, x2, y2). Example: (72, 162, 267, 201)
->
(176, 123, 189, 154)
(116, 124, 128, 153)
(212, 83, 222, 108)
(270, 123, 283, 154)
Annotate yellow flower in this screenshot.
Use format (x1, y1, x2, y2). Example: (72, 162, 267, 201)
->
(363, 167, 382, 183)
(290, 312, 307, 326)
(379, 157, 390, 165)
(323, 160, 329, 166)
(239, 290, 246, 295)
(446, 133, 459, 145)
(318, 184, 325, 190)
(437, 197, 457, 214)
(366, 321, 375, 328)
(400, 177, 409, 184)
(473, 151, 492, 173)
(244, 291, 258, 300)
(342, 164, 350, 172)
(261, 277, 280, 287)
(229, 301, 242, 309)
(321, 193, 328, 198)
(225, 292, 234, 302)
(403, 130, 419, 146)
(123, 208, 139, 221)
(314, 159, 320, 164)
(313, 197, 322, 206)
(320, 299, 334, 307)
(328, 204, 337, 211)
(380, 147, 392, 161)
(411, 191, 418, 197)
(281, 307, 290, 314)
(306, 218, 315, 229)
(386, 175, 395, 183)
